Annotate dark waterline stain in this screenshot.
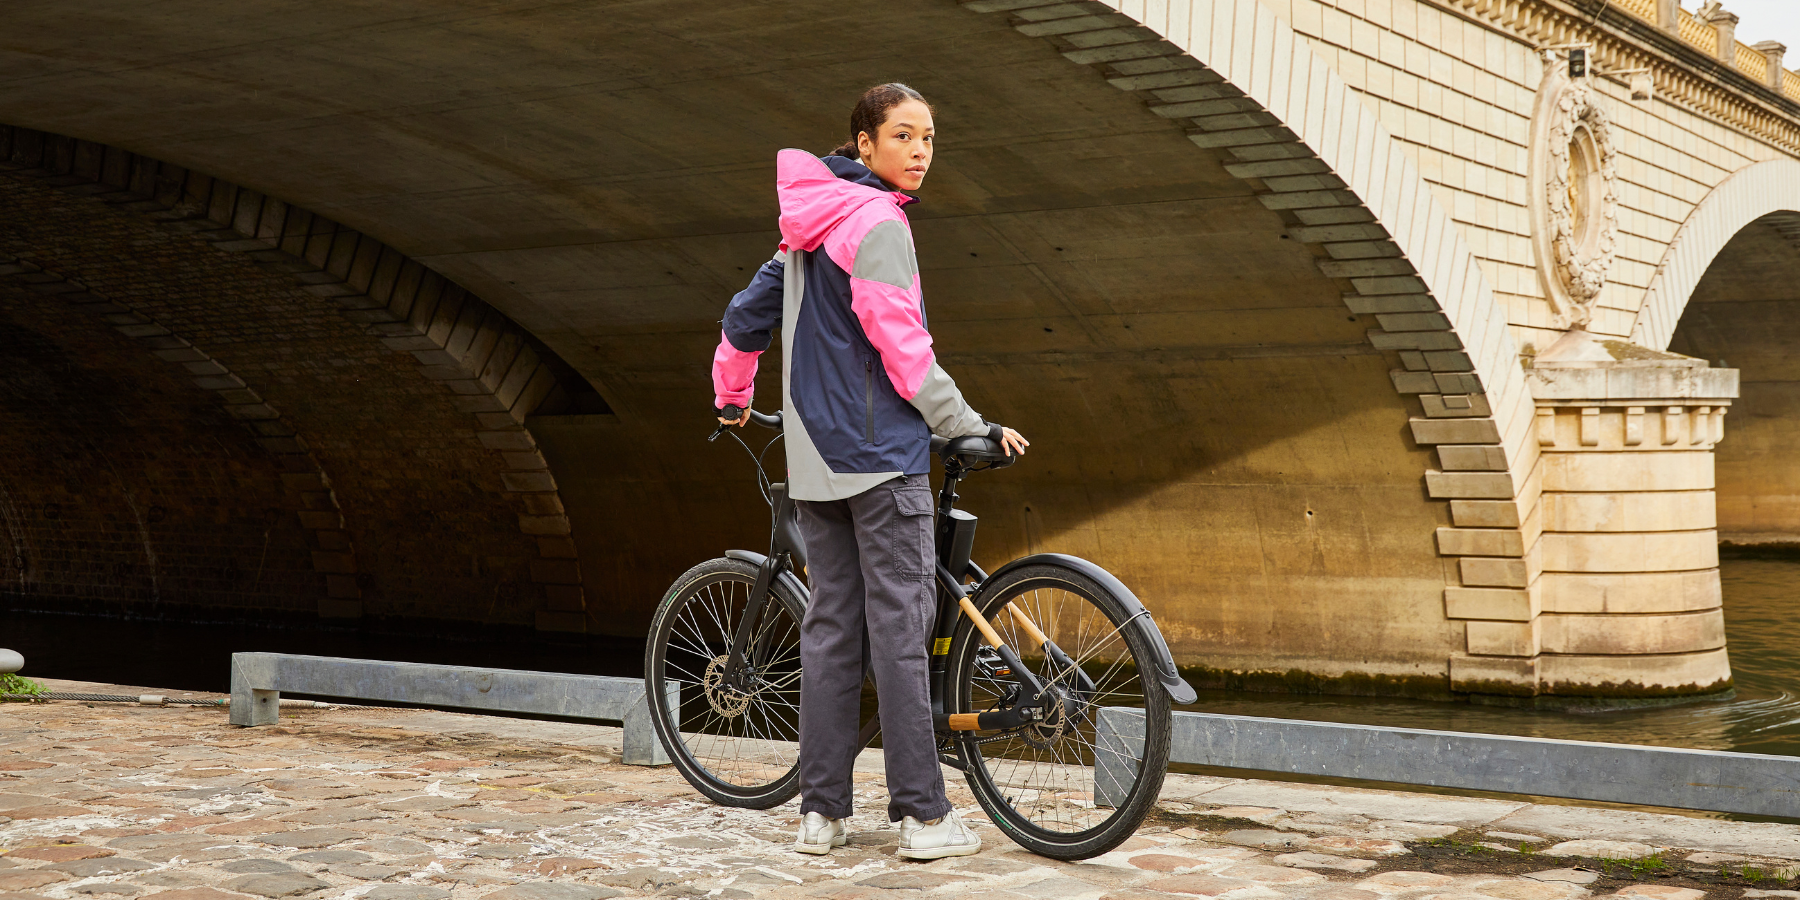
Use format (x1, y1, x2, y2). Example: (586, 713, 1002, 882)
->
(0, 610, 643, 690)
(5, 560, 1797, 756)
(1168, 558, 1800, 756)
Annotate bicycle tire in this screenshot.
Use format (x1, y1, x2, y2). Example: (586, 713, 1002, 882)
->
(646, 556, 808, 808)
(946, 561, 1173, 859)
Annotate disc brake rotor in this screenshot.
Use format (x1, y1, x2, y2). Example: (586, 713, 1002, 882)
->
(702, 655, 752, 717)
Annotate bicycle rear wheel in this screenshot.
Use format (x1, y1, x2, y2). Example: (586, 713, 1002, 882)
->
(646, 557, 807, 808)
(947, 562, 1172, 859)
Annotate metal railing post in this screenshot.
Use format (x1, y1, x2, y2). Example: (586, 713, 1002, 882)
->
(1093, 707, 1145, 809)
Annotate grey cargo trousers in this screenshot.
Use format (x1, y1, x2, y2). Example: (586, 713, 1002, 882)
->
(794, 473, 954, 824)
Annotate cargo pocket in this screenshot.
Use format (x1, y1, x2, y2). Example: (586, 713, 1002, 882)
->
(891, 479, 935, 580)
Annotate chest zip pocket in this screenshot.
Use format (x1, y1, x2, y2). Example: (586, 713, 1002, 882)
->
(864, 359, 875, 443)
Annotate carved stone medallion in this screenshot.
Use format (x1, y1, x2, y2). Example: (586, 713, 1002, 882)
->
(1529, 55, 1621, 330)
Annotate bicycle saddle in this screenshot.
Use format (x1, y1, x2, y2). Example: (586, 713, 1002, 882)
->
(931, 434, 1017, 467)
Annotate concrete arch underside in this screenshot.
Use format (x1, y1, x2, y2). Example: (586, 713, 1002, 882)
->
(1652, 161, 1800, 547)
(0, 0, 1573, 694)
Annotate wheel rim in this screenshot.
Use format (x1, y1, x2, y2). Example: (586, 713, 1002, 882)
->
(655, 572, 803, 791)
(959, 576, 1154, 838)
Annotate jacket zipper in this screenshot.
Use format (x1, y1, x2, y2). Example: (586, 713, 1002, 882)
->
(864, 359, 875, 443)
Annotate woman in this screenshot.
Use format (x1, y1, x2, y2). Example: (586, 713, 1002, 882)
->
(710, 83, 1027, 860)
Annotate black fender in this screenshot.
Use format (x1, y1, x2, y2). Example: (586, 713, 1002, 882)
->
(723, 549, 811, 610)
(975, 552, 1197, 705)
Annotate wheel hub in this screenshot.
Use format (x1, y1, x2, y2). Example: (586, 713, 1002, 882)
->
(1023, 683, 1073, 749)
(702, 655, 753, 717)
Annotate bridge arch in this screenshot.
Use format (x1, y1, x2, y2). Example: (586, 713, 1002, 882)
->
(963, 0, 1540, 689)
(1633, 158, 1800, 352)
(1651, 158, 1800, 549)
(0, 0, 1593, 694)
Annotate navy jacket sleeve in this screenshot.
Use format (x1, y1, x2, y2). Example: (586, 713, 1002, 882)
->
(723, 252, 786, 353)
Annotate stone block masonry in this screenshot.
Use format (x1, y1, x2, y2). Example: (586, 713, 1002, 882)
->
(0, 127, 608, 633)
(1440, 332, 1738, 698)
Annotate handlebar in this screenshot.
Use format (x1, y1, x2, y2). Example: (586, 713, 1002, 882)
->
(712, 411, 1013, 469)
(708, 408, 783, 442)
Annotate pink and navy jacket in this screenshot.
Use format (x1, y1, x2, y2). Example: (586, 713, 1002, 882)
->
(712, 150, 996, 501)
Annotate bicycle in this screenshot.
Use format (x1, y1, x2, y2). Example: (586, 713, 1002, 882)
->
(644, 409, 1197, 859)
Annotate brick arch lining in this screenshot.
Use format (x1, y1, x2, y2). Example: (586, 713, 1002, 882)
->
(0, 244, 346, 613)
(0, 125, 606, 632)
(0, 269, 322, 614)
(970, 0, 1548, 690)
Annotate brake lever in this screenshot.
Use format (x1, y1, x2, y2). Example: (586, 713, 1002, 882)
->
(708, 422, 732, 442)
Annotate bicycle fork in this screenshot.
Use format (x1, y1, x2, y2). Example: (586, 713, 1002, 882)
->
(720, 484, 805, 691)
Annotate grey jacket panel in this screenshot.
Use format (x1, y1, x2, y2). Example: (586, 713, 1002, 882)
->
(908, 362, 989, 440)
(850, 219, 986, 441)
(781, 249, 903, 502)
(850, 219, 919, 289)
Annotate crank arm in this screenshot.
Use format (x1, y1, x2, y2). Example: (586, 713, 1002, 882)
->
(932, 703, 1046, 733)
(856, 715, 882, 751)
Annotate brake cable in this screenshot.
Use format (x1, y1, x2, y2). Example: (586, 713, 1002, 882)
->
(718, 426, 783, 509)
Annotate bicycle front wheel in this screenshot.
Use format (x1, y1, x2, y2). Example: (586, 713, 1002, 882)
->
(947, 561, 1172, 859)
(646, 557, 807, 808)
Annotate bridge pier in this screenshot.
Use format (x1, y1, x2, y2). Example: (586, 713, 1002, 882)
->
(1452, 331, 1738, 700)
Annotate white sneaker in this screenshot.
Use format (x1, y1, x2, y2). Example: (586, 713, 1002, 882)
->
(897, 810, 981, 860)
(793, 811, 849, 854)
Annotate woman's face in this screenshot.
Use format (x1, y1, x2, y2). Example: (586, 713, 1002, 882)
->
(857, 99, 934, 192)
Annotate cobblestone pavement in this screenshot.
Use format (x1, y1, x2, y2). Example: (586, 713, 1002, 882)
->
(6, 680, 1800, 900)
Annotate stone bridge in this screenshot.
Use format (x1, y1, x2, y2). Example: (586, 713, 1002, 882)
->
(2, 0, 1797, 700)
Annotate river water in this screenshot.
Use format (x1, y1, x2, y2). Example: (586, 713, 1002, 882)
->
(1175, 556, 1800, 756)
(4, 558, 1799, 755)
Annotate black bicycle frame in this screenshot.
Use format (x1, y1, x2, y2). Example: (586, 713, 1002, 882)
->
(713, 438, 1194, 758)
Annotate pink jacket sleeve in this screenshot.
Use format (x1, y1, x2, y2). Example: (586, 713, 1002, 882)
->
(712, 331, 760, 409)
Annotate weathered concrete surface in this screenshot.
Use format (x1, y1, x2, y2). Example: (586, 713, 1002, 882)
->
(6, 681, 1800, 900)
(227, 654, 670, 765)
(0, 0, 1457, 687)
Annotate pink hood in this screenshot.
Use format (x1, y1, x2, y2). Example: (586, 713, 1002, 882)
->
(775, 149, 913, 253)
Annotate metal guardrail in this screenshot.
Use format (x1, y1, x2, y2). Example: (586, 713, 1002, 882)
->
(220, 654, 1800, 813)
(1096, 708, 1800, 818)
(228, 652, 673, 766)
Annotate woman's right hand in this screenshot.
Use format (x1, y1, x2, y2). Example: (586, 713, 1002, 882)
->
(999, 426, 1029, 457)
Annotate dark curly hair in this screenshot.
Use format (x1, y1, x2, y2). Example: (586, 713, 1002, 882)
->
(830, 83, 932, 160)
